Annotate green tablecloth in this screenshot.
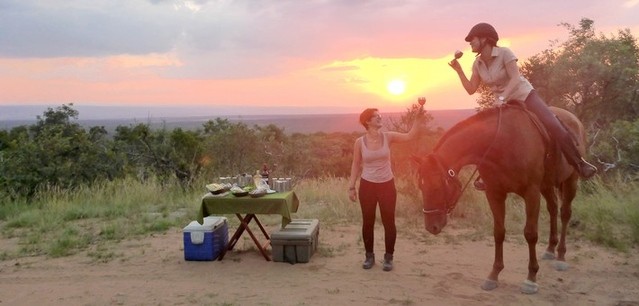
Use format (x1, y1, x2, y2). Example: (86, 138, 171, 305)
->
(198, 191, 300, 227)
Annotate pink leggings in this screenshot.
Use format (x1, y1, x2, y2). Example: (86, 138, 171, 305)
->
(358, 178, 397, 255)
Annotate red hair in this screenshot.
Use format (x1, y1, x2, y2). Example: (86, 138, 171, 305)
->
(359, 108, 378, 130)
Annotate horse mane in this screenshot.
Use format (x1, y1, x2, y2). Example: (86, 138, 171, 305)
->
(433, 104, 527, 151)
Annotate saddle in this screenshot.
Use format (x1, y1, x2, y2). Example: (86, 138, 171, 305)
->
(502, 100, 569, 184)
(501, 100, 551, 144)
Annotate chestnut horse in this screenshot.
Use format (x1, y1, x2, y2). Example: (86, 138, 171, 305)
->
(415, 103, 585, 294)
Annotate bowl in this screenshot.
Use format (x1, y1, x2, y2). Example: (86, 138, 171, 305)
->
(232, 191, 249, 197)
(206, 183, 226, 195)
(249, 190, 267, 198)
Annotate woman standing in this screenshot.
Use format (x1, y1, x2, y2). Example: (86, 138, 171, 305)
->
(449, 22, 597, 182)
(347, 108, 424, 271)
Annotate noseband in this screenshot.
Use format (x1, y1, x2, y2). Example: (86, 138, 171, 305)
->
(420, 154, 462, 216)
(421, 106, 505, 216)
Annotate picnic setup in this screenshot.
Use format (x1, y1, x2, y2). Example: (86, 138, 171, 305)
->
(182, 166, 319, 264)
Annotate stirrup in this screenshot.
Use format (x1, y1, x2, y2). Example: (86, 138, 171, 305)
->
(578, 158, 597, 179)
(474, 177, 486, 191)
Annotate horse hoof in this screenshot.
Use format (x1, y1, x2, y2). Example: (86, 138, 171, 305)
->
(520, 279, 539, 294)
(481, 279, 498, 291)
(553, 261, 570, 271)
(541, 251, 556, 260)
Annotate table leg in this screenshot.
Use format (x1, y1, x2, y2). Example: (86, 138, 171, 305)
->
(218, 213, 271, 261)
(252, 215, 270, 240)
(217, 214, 250, 260)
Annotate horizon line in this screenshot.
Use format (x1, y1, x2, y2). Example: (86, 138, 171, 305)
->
(0, 104, 475, 121)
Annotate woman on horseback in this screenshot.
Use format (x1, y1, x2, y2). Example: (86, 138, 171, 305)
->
(448, 22, 597, 188)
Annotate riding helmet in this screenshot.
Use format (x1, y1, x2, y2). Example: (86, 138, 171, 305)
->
(465, 23, 499, 43)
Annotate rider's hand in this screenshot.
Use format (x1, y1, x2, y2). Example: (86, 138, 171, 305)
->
(448, 59, 462, 72)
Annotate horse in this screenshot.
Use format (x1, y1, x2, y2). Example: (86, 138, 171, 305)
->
(414, 103, 584, 294)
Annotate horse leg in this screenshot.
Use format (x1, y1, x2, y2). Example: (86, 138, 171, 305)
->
(554, 174, 578, 271)
(481, 191, 507, 291)
(521, 188, 541, 294)
(541, 186, 558, 260)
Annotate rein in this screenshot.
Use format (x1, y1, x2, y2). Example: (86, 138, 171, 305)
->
(422, 105, 505, 215)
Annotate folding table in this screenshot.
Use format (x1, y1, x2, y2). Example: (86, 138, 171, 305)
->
(198, 191, 299, 261)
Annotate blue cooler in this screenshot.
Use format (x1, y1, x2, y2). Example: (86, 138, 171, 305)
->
(183, 216, 229, 261)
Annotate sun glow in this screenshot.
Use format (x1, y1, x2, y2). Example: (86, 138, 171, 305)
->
(321, 55, 466, 106)
(387, 79, 406, 95)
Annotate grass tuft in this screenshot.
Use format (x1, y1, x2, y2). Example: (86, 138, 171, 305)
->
(0, 174, 636, 260)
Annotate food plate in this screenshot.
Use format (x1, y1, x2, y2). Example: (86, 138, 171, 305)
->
(208, 191, 229, 198)
(206, 183, 226, 195)
(249, 189, 267, 198)
(232, 191, 249, 197)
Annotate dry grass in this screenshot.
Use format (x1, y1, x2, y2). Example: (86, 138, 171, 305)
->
(0, 174, 636, 260)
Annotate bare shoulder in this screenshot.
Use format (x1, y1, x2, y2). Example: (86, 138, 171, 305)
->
(353, 136, 363, 148)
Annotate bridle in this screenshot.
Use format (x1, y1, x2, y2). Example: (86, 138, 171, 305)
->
(420, 154, 462, 216)
(421, 106, 505, 216)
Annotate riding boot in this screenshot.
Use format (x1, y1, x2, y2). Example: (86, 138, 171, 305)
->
(362, 252, 375, 269)
(523, 90, 597, 179)
(558, 134, 597, 179)
(473, 176, 486, 191)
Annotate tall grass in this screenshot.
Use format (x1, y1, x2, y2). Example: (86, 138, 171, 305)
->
(0, 174, 636, 260)
(0, 176, 202, 259)
(569, 177, 639, 251)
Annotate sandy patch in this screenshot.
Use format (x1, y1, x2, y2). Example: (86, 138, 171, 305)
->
(1, 223, 638, 306)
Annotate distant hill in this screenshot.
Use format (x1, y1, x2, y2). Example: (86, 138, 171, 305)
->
(0, 106, 476, 134)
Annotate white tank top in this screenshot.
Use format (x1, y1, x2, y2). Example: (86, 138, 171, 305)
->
(360, 132, 393, 183)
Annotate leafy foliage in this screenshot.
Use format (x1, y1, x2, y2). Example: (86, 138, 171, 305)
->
(0, 104, 125, 199)
(522, 19, 639, 130)
(517, 18, 639, 177)
(590, 118, 639, 177)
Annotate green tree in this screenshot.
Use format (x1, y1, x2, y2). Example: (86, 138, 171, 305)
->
(0, 104, 124, 199)
(113, 123, 206, 187)
(519, 18, 639, 176)
(254, 124, 287, 174)
(202, 119, 261, 176)
(590, 118, 639, 177)
(521, 18, 639, 130)
(169, 128, 206, 186)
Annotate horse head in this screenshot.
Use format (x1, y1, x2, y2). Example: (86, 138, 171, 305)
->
(414, 154, 462, 235)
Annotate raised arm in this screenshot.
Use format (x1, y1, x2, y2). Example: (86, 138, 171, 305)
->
(449, 59, 481, 95)
(386, 114, 425, 144)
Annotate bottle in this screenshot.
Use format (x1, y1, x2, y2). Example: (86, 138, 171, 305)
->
(253, 170, 263, 189)
(260, 163, 271, 189)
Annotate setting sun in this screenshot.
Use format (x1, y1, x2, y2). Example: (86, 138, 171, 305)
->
(387, 79, 406, 95)
(319, 56, 473, 108)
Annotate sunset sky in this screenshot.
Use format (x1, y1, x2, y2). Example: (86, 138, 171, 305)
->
(1, 0, 638, 116)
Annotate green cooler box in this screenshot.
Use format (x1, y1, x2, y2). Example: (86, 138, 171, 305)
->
(271, 219, 319, 264)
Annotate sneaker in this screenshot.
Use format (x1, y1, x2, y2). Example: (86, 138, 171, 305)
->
(362, 252, 375, 269)
(383, 253, 393, 271)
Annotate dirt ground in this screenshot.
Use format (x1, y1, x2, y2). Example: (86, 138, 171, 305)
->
(1, 223, 638, 306)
